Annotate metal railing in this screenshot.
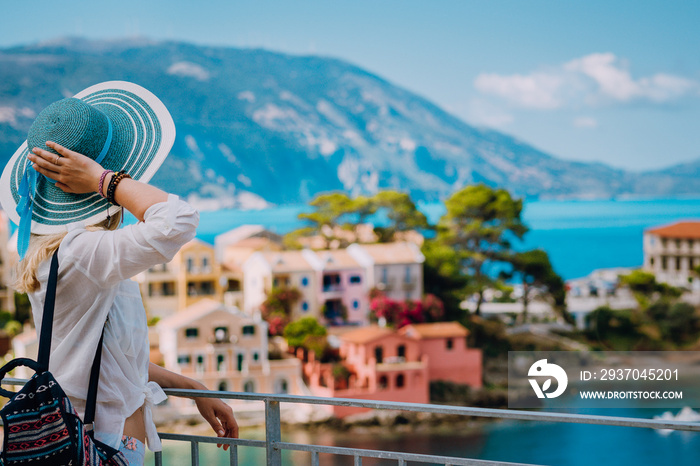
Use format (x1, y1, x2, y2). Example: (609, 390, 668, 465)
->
(3, 379, 700, 465)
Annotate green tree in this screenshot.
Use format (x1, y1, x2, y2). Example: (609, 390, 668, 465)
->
(296, 192, 355, 248)
(422, 239, 469, 321)
(437, 184, 528, 315)
(620, 270, 682, 307)
(283, 317, 327, 348)
(511, 249, 566, 321)
(372, 191, 429, 242)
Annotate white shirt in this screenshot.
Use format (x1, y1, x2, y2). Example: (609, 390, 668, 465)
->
(28, 194, 199, 452)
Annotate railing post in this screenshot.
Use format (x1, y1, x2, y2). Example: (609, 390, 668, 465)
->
(265, 399, 282, 465)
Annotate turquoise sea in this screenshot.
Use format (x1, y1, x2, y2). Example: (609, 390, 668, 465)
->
(197, 197, 700, 280)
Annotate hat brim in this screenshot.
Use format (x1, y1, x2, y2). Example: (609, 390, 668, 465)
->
(0, 81, 175, 234)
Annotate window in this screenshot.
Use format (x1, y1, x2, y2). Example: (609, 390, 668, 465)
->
(253, 352, 259, 362)
(185, 328, 199, 339)
(177, 355, 191, 365)
(382, 268, 388, 284)
(202, 256, 210, 271)
(243, 380, 255, 393)
(216, 354, 225, 372)
(676, 256, 682, 271)
(148, 283, 155, 297)
(375, 346, 383, 364)
(301, 276, 309, 287)
(302, 301, 309, 311)
(201, 281, 215, 295)
(162, 282, 175, 296)
(218, 382, 228, 392)
(349, 275, 362, 284)
(378, 375, 388, 390)
(275, 379, 289, 394)
(196, 355, 205, 374)
(186, 256, 194, 273)
(237, 353, 244, 372)
(446, 338, 454, 350)
(676, 239, 682, 249)
(396, 374, 405, 388)
(352, 300, 359, 309)
(242, 325, 256, 336)
(397, 345, 406, 359)
(405, 266, 411, 283)
(662, 256, 668, 270)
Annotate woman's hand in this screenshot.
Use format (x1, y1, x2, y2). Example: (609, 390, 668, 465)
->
(194, 397, 239, 450)
(28, 141, 103, 194)
(149, 363, 239, 450)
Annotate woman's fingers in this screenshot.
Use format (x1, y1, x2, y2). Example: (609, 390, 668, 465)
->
(46, 141, 76, 158)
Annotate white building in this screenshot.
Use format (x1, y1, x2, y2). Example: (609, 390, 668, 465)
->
(644, 221, 700, 287)
(347, 242, 425, 301)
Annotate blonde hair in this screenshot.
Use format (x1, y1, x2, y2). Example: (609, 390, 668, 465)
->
(15, 211, 122, 293)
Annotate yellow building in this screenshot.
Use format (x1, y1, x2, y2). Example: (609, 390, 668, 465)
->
(138, 239, 222, 319)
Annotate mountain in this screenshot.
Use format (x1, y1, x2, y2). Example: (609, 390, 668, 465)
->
(0, 37, 694, 209)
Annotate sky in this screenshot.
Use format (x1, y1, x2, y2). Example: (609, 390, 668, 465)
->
(1, 0, 699, 171)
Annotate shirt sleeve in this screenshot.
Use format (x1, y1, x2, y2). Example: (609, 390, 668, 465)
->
(60, 194, 199, 288)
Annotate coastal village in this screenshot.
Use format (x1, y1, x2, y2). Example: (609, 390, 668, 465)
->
(1, 206, 700, 424)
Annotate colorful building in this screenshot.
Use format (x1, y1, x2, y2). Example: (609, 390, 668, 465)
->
(302, 249, 368, 325)
(302, 325, 429, 418)
(301, 322, 481, 417)
(138, 239, 222, 318)
(242, 250, 319, 321)
(347, 242, 424, 302)
(644, 221, 700, 287)
(400, 322, 482, 388)
(215, 225, 283, 310)
(156, 299, 304, 396)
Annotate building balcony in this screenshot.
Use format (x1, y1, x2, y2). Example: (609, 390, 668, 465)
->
(376, 360, 425, 372)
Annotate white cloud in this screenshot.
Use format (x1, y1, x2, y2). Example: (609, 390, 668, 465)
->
(474, 72, 563, 109)
(167, 61, 210, 81)
(573, 117, 598, 128)
(474, 53, 699, 109)
(237, 91, 255, 103)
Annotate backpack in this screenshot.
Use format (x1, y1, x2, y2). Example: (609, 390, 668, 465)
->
(0, 250, 129, 465)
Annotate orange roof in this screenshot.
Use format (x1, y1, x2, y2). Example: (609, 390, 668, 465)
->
(400, 322, 469, 339)
(340, 326, 394, 344)
(646, 221, 700, 239)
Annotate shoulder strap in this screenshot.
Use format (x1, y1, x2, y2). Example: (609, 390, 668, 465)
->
(35, 247, 106, 431)
(37, 249, 60, 370)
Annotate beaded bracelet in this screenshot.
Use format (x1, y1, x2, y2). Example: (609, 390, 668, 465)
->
(106, 171, 132, 206)
(97, 170, 113, 199)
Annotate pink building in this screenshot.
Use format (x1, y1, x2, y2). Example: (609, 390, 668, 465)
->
(301, 322, 482, 417)
(400, 322, 482, 388)
(302, 249, 368, 325)
(302, 326, 429, 418)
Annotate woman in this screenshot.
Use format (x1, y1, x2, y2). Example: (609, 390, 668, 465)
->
(0, 82, 238, 465)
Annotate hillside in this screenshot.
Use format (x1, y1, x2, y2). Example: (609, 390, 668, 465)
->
(0, 37, 693, 209)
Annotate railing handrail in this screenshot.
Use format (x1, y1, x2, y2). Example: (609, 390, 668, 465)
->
(2, 377, 698, 465)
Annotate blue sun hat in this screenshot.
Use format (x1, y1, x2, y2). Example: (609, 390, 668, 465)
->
(0, 81, 176, 259)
